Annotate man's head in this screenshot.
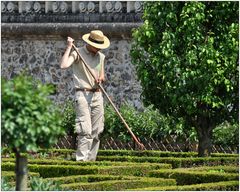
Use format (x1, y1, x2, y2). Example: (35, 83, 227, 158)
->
(82, 30, 110, 51)
(86, 44, 101, 54)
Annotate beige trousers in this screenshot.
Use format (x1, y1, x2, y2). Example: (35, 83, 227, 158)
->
(75, 91, 104, 161)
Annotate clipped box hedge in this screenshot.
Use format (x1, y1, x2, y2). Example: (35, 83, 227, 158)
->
(3, 155, 237, 170)
(2, 158, 158, 166)
(2, 148, 238, 191)
(130, 180, 239, 191)
(2, 148, 237, 159)
(98, 150, 198, 158)
(61, 177, 176, 191)
(46, 174, 138, 184)
(98, 149, 238, 158)
(177, 165, 239, 173)
(97, 155, 238, 168)
(1, 171, 40, 181)
(149, 169, 239, 185)
(40, 149, 237, 158)
(2, 162, 171, 178)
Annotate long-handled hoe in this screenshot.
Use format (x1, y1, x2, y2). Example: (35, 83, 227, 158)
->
(72, 43, 145, 150)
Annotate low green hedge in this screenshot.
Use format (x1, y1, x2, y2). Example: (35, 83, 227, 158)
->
(46, 174, 138, 184)
(4, 154, 234, 169)
(98, 150, 197, 158)
(98, 150, 238, 158)
(1, 171, 40, 181)
(46, 149, 238, 158)
(149, 169, 239, 185)
(97, 155, 238, 168)
(211, 153, 239, 157)
(1, 162, 101, 177)
(3, 154, 238, 170)
(130, 180, 239, 191)
(2, 148, 237, 158)
(2, 162, 171, 178)
(3, 155, 238, 170)
(1, 158, 141, 166)
(61, 177, 176, 191)
(177, 165, 239, 173)
(1, 147, 74, 155)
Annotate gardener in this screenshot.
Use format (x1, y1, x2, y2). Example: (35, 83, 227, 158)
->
(60, 30, 110, 161)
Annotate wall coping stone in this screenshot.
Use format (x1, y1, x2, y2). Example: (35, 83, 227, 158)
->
(1, 22, 143, 39)
(1, 1, 143, 23)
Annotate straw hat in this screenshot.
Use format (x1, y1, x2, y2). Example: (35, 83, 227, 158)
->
(82, 30, 110, 49)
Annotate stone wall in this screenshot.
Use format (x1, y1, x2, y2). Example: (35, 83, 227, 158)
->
(1, 1, 144, 108)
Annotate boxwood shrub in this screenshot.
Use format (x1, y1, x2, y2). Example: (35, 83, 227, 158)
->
(130, 180, 239, 191)
(177, 165, 239, 173)
(149, 169, 239, 185)
(61, 177, 176, 191)
(46, 174, 137, 184)
(1, 158, 173, 171)
(2, 148, 238, 159)
(1, 162, 171, 178)
(96, 155, 238, 168)
(1, 171, 40, 181)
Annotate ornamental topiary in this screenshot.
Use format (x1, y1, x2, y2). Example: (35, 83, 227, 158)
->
(1, 74, 66, 190)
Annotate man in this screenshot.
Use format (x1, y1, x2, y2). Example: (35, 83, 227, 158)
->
(60, 30, 110, 161)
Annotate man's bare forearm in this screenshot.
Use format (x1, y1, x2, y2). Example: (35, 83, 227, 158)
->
(60, 47, 72, 68)
(60, 37, 75, 69)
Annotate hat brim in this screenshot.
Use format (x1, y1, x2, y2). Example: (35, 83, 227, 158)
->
(82, 33, 110, 49)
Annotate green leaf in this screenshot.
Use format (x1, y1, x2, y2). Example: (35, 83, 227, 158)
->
(1, 74, 66, 153)
(130, 1, 239, 148)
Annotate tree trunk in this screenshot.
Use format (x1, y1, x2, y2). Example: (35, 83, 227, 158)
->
(197, 129, 212, 157)
(15, 152, 28, 191)
(196, 116, 213, 157)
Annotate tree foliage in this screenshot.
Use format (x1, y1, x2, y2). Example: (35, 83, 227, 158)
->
(131, 1, 238, 156)
(104, 104, 188, 141)
(1, 74, 66, 153)
(213, 122, 239, 149)
(2, 74, 66, 190)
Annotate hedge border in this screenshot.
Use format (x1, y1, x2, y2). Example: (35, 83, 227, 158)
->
(130, 180, 239, 191)
(98, 149, 238, 158)
(45, 174, 139, 184)
(2, 148, 238, 158)
(149, 169, 239, 185)
(61, 177, 176, 191)
(96, 155, 238, 168)
(3, 155, 237, 169)
(1, 157, 172, 169)
(2, 162, 171, 178)
(1, 171, 40, 181)
(176, 165, 239, 173)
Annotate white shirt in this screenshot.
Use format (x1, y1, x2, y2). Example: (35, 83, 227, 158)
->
(71, 46, 105, 89)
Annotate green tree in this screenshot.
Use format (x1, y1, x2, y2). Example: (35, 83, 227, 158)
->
(131, 1, 238, 156)
(1, 74, 66, 190)
(104, 104, 192, 144)
(213, 122, 239, 149)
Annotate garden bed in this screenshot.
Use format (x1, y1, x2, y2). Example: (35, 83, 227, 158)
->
(149, 169, 238, 185)
(1, 149, 239, 191)
(131, 180, 239, 191)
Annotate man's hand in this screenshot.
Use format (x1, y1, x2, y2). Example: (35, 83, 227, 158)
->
(97, 76, 105, 84)
(67, 37, 74, 49)
(60, 37, 76, 69)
